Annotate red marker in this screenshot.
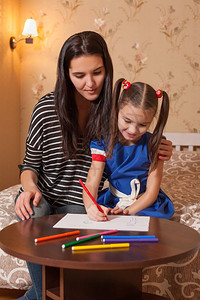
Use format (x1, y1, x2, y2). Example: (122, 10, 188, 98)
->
(79, 179, 108, 221)
(34, 230, 80, 243)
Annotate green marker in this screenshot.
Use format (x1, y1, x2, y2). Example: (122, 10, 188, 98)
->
(62, 234, 100, 249)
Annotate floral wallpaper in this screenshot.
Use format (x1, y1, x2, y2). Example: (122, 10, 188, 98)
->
(19, 0, 200, 157)
(0, 0, 21, 189)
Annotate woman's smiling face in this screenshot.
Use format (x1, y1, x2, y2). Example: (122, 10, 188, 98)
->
(69, 54, 106, 102)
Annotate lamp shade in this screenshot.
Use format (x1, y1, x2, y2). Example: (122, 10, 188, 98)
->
(22, 18, 38, 37)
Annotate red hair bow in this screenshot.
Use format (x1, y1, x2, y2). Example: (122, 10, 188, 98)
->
(122, 80, 131, 90)
(156, 89, 163, 98)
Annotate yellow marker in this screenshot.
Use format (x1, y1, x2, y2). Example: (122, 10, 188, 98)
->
(72, 243, 130, 251)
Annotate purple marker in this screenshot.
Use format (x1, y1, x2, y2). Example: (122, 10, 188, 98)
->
(103, 238, 159, 243)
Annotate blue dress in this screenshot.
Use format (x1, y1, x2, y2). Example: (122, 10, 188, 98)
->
(90, 132, 174, 219)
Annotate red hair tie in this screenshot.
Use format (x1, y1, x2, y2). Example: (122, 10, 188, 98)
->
(122, 80, 131, 90)
(156, 89, 163, 98)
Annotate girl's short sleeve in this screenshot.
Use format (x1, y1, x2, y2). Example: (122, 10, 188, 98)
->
(90, 140, 107, 162)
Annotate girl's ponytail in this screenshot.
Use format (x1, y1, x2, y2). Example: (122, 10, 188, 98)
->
(148, 91, 169, 170)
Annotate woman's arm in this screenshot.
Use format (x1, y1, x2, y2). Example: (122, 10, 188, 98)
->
(15, 170, 42, 220)
(158, 138, 173, 161)
(123, 160, 164, 215)
(83, 160, 109, 221)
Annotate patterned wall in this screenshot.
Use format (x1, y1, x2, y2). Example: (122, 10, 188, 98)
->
(0, 0, 21, 189)
(19, 0, 200, 157)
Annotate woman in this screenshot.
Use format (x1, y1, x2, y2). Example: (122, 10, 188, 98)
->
(15, 31, 172, 300)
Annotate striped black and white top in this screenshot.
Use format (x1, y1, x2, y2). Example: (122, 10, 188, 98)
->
(19, 92, 106, 207)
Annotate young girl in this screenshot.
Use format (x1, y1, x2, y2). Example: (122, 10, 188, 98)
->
(83, 78, 174, 221)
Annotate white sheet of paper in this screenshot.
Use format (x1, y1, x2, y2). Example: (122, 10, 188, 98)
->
(53, 214, 150, 232)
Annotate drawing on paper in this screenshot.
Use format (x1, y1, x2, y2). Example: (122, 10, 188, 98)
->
(53, 214, 150, 232)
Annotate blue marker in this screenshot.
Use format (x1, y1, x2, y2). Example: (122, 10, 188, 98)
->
(101, 235, 156, 240)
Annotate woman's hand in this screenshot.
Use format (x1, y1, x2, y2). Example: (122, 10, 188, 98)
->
(86, 204, 110, 221)
(158, 138, 173, 161)
(15, 187, 41, 221)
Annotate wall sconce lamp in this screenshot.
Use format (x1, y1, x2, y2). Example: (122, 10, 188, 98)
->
(10, 18, 38, 50)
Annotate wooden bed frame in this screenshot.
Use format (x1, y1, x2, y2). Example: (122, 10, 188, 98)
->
(165, 132, 200, 151)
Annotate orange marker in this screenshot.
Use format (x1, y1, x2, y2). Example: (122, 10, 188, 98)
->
(34, 230, 80, 243)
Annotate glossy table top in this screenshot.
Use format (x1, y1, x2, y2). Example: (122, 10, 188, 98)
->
(0, 214, 199, 270)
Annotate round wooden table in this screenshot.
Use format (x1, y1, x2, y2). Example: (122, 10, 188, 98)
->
(0, 214, 199, 300)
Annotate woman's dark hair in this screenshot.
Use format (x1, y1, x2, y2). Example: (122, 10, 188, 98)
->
(108, 78, 169, 170)
(54, 31, 113, 158)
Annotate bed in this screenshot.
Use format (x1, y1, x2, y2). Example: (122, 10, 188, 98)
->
(0, 133, 200, 299)
(142, 133, 200, 300)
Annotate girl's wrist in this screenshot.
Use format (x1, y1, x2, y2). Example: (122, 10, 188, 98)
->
(85, 202, 95, 211)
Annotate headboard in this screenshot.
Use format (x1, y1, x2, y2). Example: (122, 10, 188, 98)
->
(164, 133, 200, 151)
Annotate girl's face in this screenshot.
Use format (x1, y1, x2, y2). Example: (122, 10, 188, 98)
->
(69, 54, 106, 102)
(118, 103, 154, 145)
